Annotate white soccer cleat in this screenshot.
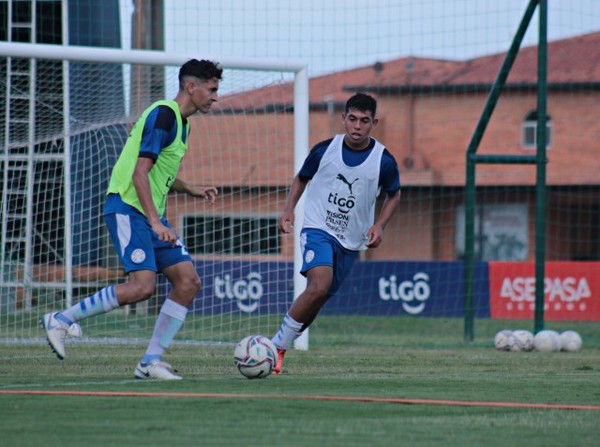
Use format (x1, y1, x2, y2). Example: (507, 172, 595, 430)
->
(40, 312, 69, 360)
(134, 360, 182, 380)
(67, 322, 83, 338)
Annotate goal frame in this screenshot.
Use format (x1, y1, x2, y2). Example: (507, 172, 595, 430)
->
(0, 41, 310, 349)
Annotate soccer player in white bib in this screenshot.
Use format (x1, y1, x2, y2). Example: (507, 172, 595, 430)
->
(40, 59, 222, 380)
(271, 93, 401, 374)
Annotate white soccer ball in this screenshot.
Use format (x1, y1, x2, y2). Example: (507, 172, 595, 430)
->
(533, 330, 561, 352)
(494, 330, 513, 351)
(234, 334, 277, 379)
(511, 329, 534, 352)
(67, 323, 83, 338)
(559, 330, 582, 352)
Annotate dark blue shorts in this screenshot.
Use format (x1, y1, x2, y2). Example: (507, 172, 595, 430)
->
(300, 228, 358, 295)
(105, 213, 193, 274)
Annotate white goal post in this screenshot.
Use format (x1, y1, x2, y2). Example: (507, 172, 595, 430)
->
(0, 41, 309, 349)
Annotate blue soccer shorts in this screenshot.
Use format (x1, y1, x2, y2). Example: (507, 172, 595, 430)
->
(300, 228, 359, 295)
(105, 212, 193, 274)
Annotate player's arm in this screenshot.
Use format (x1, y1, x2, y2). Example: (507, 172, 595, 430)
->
(279, 141, 326, 233)
(365, 189, 401, 248)
(279, 174, 309, 234)
(132, 157, 177, 243)
(133, 105, 179, 243)
(364, 151, 401, 248)
(171, 178, 218, 205)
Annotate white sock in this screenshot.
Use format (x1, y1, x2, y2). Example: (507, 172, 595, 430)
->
(59, 286, 119, 324)
(141, 299, 188, 364)
(271, 313, 303, 350)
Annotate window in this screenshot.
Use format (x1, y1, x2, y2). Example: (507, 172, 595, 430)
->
(522, 110, 551, 149)
(183, 215, 280, 255)
(455, 203, 528, 261)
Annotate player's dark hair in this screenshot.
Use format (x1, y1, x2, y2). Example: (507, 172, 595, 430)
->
(345, 93, 377, 118)
(178, 59, 223, 89)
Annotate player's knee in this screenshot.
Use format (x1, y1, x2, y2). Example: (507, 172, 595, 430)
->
(122, 279, 156, 303)
(136, 282, 156, 301)
(305, 282, 330, 301)
(176, 275, 201, 297)
(191, 275, 202, 294)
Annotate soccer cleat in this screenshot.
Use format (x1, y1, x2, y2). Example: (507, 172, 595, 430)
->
(272, 348, 286, 375)
(134, 360, 182, 380)
(40, 312, 69, 360)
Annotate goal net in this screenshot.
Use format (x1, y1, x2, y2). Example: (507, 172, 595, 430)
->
(2, 1, 599, 353)
(0, 41, 309, 346)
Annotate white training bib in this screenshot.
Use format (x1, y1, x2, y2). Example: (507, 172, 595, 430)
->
(303, 134, 384, 250)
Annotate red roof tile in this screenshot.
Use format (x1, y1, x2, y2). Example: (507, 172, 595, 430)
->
(213, 31, 600, 111)
(449, 32, 600, 85)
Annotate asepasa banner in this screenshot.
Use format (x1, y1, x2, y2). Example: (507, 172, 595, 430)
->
(489, 261, 600, 321)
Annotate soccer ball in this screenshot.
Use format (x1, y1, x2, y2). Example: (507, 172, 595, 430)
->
(234, 335, 277, 379)
(510, 329, 534, 351)
(494, 330, 513, 351)
(559, 330, 582, 352)
(533, 330, 561, 352)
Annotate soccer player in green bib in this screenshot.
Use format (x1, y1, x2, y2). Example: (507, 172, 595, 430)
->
(41, 59, 223, 380)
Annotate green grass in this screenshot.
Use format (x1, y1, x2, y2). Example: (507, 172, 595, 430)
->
(1, 317, 599, 447)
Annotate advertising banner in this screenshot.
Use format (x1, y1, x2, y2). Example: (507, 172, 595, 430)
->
(186, 260, 293, 315)
(323, 261, 490, 317)
(489, 261, 600, 321)
(181, 260, 490, 318)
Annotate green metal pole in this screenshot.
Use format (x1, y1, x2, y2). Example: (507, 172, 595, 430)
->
(534, 0, 548, 333)
(465, 0, 539, 158)
(469, 154, 537, 164)
(463, 0, 538, 342)
(464, 157, 476, 341)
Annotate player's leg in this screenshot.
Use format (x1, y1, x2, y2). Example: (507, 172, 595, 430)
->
(63, 270, 156, 320)
(271, 266, 333, 374)
(271, 229, 335, 373)
(273, 265, 333, 352)
(287, 265, 333, 325)
(135, 231, 199, 380)
(41, 213, 158, 360)
(271, 230, 359, 374)
(293, 241, 358, 329)
(40, 270, 157, 360)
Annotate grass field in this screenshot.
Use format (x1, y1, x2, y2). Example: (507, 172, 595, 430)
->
(1, 316, 599, 447)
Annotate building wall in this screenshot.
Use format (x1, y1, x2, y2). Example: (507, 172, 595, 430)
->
(179, 88, 600, 263)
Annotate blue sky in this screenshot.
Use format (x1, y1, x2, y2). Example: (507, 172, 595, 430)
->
(120, 0, 599, 92)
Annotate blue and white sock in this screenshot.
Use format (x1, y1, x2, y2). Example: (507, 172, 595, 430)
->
(141, 299, 188, 365)
(271, 313, 303, 351)
(57, 286, 119, 325)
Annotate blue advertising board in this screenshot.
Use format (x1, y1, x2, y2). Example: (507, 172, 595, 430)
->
(173, 260, 490, 318)
(322, 261, 490, 317)
(187, 260, 293, 315)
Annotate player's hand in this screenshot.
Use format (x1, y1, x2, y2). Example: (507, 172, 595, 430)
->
(364, 226, 383, 248)
(190, 186, 219, 204)
(151, 221, 178, 244)
(279, 212, 294, 234)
